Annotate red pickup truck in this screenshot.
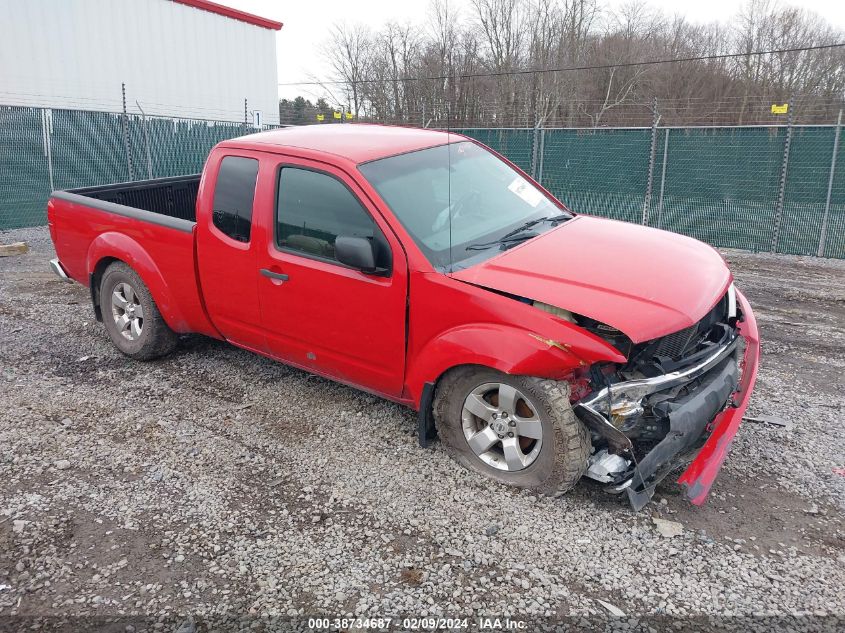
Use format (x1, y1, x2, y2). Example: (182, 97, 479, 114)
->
(47, 124, 759, 509)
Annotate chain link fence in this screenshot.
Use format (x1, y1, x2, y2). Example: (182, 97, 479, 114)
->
(2, 104, 843, 259)
(457, 121, 845, 259)
(0, 105, 277, 230)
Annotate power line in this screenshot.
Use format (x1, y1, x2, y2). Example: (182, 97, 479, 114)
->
(279, 42, 845, 87)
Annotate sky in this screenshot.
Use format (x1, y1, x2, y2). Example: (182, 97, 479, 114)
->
(225, 0, 845, 102)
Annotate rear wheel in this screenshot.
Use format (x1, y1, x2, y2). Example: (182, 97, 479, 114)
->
(100, 262, 177, 360)
(433, 367, 590, 497)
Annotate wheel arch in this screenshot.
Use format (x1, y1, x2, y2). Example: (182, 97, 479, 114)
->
(406, 323, 597, 410)
(86, 233, 187, 332)
(416, 362, 494, 447)
(428, 363, 591, 495)
(89, 255, 121, 322)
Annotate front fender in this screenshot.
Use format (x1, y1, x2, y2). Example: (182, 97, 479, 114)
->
(86, 232, 188, 332)
(405, 322, 623, 407)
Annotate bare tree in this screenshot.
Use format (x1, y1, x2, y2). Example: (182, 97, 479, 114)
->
(578, 2, 657, 126)
(318, 0, 844, 127)
(471, 0, 528, 124)
(557, 0, 600, 125)
(324, 23, 372, 116)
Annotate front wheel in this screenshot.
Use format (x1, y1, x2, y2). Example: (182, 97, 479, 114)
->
(100, 262, 177, 361)
(433, 367, 590, 497)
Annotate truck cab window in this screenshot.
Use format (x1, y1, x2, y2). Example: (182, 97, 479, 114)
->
(212, 156, 259, 242)
(276, 167, 390, 269)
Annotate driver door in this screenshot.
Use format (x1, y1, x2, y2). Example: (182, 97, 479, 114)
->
(256, 158, 408, 398)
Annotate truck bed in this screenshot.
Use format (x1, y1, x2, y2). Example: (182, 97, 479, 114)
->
(66, 175, 200, 222)
(47, 174, 218, 338)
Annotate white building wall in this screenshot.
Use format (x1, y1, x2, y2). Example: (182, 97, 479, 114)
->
(0, 0, 280, 124)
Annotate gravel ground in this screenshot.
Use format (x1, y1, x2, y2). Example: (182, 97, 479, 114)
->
(1, 226, 844, 629)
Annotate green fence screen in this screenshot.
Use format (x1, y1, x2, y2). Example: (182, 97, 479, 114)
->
(459, 124, 845, 259)
(0, 106, 266, 231)
(2, 105, 843, 259)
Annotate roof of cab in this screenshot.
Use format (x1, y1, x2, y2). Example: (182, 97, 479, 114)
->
(219, 124, 454, 164)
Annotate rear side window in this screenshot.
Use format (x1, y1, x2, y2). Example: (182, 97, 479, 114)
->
(276, 167, 390, 269)
(212, 156, 259, 242)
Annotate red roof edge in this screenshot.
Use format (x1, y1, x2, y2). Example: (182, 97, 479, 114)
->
(173, 0, 283, 30)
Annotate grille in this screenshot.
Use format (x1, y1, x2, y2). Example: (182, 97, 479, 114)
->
(651, 292, 729, 361)
(653, 325, 698, 360)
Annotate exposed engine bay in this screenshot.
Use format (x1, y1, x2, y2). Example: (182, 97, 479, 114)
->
(565, 285, 742, 510)
(475, 279, 747, 509)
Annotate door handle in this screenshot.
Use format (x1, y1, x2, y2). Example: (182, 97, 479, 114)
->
(260, 268, 289, 282)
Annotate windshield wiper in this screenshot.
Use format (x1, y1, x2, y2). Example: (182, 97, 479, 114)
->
(465, 215, 568, 251)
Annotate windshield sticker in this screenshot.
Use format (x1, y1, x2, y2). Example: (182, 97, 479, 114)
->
(508, 177, 544, 207)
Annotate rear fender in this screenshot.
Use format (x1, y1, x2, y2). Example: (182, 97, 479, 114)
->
(405, 322, 623, 407)
(86, 232, 187, 332)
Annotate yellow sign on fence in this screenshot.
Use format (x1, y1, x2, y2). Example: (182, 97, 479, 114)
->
(333, 111, 342, 119)
(316, 114, 325, 121)
(345, 112, 353, 120)
(771, 103, 789, 114)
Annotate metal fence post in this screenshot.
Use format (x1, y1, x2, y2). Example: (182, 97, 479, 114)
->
(40, 108, 54, 192)
(819, 109, 842, 258)
(537, 127, 546, 185)
(657, 128, 670, 229)
(120, 83, 135, 181)
(530, 122, 541, 179)
(136, 101, 154, 179)
(642, 97, 660, 225)
(771, 95, 794, 253)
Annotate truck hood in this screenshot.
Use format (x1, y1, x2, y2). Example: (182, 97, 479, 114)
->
(451, 215, 731, 343)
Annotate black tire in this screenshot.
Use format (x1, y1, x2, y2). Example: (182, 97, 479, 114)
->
(100, 261, 177, 361)
(433, 366, 590, 497)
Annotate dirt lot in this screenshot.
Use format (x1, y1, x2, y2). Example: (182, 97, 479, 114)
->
(1, 226, 844, 629)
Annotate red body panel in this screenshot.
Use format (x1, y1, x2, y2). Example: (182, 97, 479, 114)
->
(403, 272, 626, 405)
(195, 149, 268, 352)
(225, 124, 452, 165)
(677, 290, 760, 503)
(47, 198, 218, 338)
(451, 215, 732, 343)
(248, 153, 410, 398)
(47, 124, 759, 507)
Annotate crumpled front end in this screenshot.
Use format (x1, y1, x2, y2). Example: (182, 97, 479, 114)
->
(677, 290, 759, 504)
(573, 286, 759, 510)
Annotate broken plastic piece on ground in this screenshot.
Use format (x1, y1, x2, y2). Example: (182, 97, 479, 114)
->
(596, 599, 626, 617)
(832, 467, 845, 477)
(743, 414, 792, 430)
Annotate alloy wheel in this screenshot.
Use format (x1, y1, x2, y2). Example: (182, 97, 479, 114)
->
(111, 282, 144, 341)
(461, 382, 543, 471)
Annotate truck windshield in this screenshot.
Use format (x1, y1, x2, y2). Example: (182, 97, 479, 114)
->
(358, 141, 570, 271)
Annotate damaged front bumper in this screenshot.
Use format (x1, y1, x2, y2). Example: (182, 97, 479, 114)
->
(574, 290, 760, 510)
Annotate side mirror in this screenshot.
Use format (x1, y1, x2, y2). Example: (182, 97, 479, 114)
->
(335, 236, 376, 273)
